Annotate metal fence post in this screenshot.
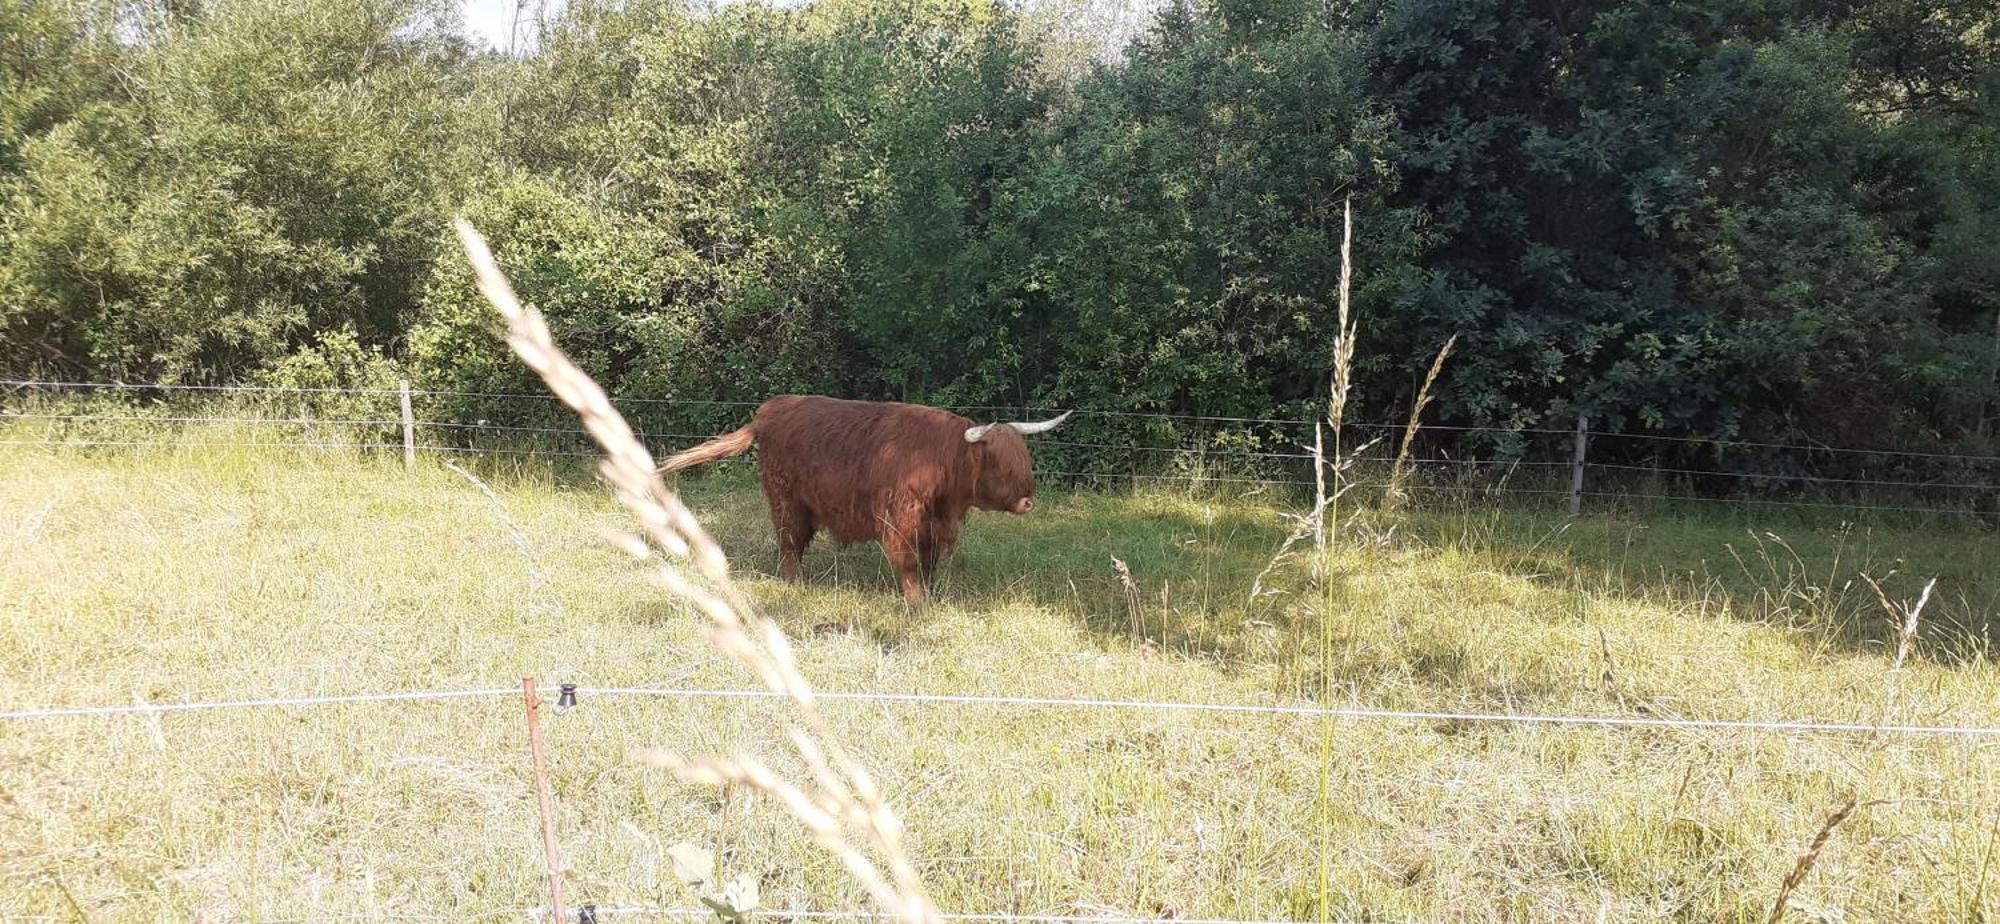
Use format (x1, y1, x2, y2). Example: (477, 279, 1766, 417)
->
(1569, 414, 1589, 517)
(524, 677, 566, 923)
(400, 380, 416, 472)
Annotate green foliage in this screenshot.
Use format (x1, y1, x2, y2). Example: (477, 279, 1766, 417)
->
(772, 0, 1054, 403)
(411, 175, 685, 402)
(1002, 0, 1421, 432)
(252, 326, 404, 421)
(1366, 0, 2000, 457)
(0, 0, 475, 382)
(3, 0, 1997, 471)
(0, 0, 121, 174)
(409, 0, 1045, 432)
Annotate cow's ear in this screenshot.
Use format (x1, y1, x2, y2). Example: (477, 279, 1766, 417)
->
(964, 423, 998, 443)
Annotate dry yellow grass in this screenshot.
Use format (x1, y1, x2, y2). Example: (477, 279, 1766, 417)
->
(1, 425, 1997, 921)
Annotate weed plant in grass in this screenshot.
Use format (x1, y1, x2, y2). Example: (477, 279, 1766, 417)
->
(1, 435, 1996, 921)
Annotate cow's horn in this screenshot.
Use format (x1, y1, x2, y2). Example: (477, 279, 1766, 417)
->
(1007, 410, 1072, 436)
(964, 411, 1071, 442)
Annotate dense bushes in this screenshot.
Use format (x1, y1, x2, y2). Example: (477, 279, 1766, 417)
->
(1366, 0, 2000, 457)
(0, 0, 475, 382)
(3, 0, 1996, 465)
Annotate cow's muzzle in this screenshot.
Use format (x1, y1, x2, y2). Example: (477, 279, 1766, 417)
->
(1012, 497, 1036, 515)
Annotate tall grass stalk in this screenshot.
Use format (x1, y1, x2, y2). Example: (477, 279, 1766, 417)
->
(452, 218, 937, 924)
(1325, 197, 1357, 543)
(1113, 555, 1144, 644)
(1314, 195, 1358, 922)
(1766, 798, 1861, 924)
(1382, 334, 1458, 512)
(1864, 574, 1936, 731)
(442, 459, 562, 614)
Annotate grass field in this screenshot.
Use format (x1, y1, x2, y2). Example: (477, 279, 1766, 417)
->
(2, 429, 1997, 922)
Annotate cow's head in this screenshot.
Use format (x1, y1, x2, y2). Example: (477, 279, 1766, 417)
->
(964, 411, 1072, 514)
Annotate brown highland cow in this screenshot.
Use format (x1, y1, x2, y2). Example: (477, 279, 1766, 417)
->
(658, 395, 1071, 605)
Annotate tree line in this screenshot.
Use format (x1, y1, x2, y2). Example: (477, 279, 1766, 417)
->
(4, 0, 1997, 473)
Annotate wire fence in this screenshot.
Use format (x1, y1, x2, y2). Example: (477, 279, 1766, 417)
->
(5, 676, 1997, 920)
(224, 904, 1502, 923)
(209, 908, 1439, 924)
(8, 683, 1999, 737)
(4, 378, 1997, 519)
(541, 910, 1425, 924)
(8, 376, 1997, 459)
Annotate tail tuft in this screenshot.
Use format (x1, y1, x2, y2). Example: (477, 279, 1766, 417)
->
(658, 425, 754, 474)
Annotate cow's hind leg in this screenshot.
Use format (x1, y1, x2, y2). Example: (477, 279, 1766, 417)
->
(770, 501, 816, 583)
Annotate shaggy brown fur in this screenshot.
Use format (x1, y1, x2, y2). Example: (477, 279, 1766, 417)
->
(660, 395, 1048, 605)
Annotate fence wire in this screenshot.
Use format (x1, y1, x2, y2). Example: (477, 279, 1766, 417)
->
(1, 432, 1983, 516)
(0, 687, 517, 721)
(1586, 460, 2000, 492)
(1576, 490, 1979, 517)
(11, 377, 1999, 463)
(240, 905, 1395, 924)
(531, 907, 1358, 924)
(6, 682, 1998, 739)
(5, 381, 1998, 519)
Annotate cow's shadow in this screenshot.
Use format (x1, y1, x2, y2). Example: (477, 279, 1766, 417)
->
(674, 472, 1999, 687)
(674, 481, 1597, 707)
(417, 452, 1999, 706)
(675, 477, 1292, 648)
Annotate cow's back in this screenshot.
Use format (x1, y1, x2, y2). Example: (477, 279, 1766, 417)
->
(752, 395, 974, 542)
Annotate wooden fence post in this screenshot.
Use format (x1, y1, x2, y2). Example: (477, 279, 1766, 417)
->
(400, 380, 416, 472)
(1569, 414, 1589, 517)
(523, 677, 566, 922)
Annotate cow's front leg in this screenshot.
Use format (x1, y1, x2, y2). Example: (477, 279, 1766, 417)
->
(920, 517, 961, 578)
(881, 503, 930, 607)
(883, 536, 927, 606)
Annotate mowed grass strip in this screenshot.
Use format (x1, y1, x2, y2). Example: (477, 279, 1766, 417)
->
(1, 436, 1996, 922)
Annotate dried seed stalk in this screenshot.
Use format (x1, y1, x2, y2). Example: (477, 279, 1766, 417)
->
(453, 218, 937, 924)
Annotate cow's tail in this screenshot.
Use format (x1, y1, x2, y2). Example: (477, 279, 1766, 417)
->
(658, 425, 755, 474)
